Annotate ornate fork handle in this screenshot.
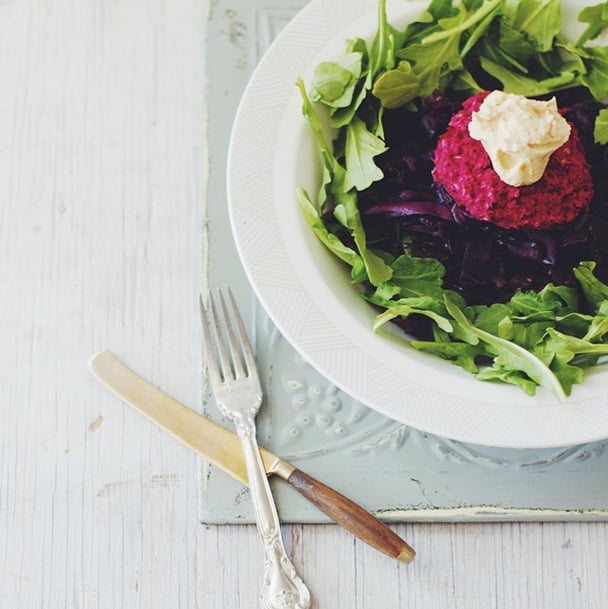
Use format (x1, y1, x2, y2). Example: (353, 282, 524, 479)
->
(201, 290, 311, 609)
(237, 416, 311, 609)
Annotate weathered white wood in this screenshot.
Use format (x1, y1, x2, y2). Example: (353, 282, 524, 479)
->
(0, 0, 206, 608)
(0, 0, 608, 608)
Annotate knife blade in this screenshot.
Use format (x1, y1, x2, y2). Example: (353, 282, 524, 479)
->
(89, 351, 415, 563)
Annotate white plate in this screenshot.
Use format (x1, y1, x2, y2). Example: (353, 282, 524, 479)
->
(227, 0, 608, 448)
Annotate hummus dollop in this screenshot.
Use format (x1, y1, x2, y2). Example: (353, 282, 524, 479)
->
(468, 91, 571, 187)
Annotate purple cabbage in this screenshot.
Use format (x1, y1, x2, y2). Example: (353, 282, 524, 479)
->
(360, 90, 608, 306)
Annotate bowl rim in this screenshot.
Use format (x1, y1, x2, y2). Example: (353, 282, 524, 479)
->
(226, 0, 608, 448)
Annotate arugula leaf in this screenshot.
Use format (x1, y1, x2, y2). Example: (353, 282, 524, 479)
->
(403, 0, 460, 41)
(472, 303, 513, 334)
(296, 78, 346, 200)
(368, 0, 398, 79)
(537, 283, 579, 311)
(507, 0, 561, 52)
(459, 7, 503, 57)
(297, 188, 366, 282)
(489, 19, 536, 67)
(343, 116, 387, 191)
(310, 54, 363, 109)
(582, 302, 608, 341)
(573, 261, 608, 312)
(477, 16, 541, 74)
(444, 295, 567, 399)
(476, 366, 539, 395)
(411, 340, 480, 373)
(421, 0, 503, 45)
(334, 190, 393, 285)
(546, 352, 585, 395)
(372, 298, 454, 332)
(577, 1, 608, 46)
(388, 254, 459, 302)
(594, 108, 608, 144)
(479, 56, 579, 95)
(579, 45, 608, 100)
(508, 286, 571, 317)
(535, 328, 608, 393)
(372, 61, 421, 109)
(297, 79, 392, 285)
(400, 38, 464, 97)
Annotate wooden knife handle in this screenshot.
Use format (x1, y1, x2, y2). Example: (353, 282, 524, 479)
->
(286, 468, 415, 563)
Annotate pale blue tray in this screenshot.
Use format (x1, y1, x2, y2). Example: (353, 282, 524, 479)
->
(201, 0, 608, 524)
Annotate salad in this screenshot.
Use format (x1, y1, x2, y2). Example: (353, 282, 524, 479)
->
(297, 0, 608, 399)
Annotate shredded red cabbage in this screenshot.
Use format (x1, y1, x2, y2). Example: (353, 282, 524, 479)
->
(359, 90, 608, 307)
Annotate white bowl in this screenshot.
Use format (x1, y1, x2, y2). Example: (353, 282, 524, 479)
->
(227, 0, 608, 448)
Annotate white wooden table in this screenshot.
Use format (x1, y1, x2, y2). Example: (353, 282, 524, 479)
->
(1, 0, 608, 607)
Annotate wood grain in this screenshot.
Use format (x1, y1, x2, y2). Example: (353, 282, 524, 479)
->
(0, 0, 608, 608)
(287, 468, 415, 562)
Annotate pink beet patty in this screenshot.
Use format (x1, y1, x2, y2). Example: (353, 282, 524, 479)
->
(432, 92, 594, 230)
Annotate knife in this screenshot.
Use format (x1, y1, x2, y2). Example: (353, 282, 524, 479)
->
(89, 351, 415, 563)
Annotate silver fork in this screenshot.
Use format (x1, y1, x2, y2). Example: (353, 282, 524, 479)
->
(200, 288, 311, 609)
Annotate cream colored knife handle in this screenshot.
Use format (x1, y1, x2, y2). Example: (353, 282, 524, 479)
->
(89, 351, 415, 563)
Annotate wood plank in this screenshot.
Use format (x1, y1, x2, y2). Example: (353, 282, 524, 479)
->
(1, 0, 608, 607)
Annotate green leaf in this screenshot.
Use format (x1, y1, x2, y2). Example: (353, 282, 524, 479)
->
(509, 290, 559, 317)
(574, 261, 608, 312)
(343, 116, 387, 191)
(545, 328, 608, 357)
(537, 283, 579, 311)
(535, 327, 608, 394)
(400, 35, 464, 97)
(421, 0, 503, 45)
(510, 320, 554, 351)
(372, 61, 421, 109)
(296, 78, 346, 197)
(411, 340, 480, 373)
(495, 19, 536, 66)
(459, 6, 500, 57)
(554, 312, 594, 338)
(391, 253, 445, 283)
(403, 0, 459, 41)
(476, 366, 538, 395)
(478, 56, 578, 95)
(329, 83, 369, 128)
(470, 303, 512, 334)
(507, 284, 577, 319)
(389, 253, 458, 301)
(508, 0, 561, 52)
(368, 0, 397, 79)
(373, 300, 454, 333)
(583, 307, 608, 342)
(594, 108, 608, 144)
(444, 295, 567, 399)
(334, 190, 393, 285)
(577, 1, 608, 46)
(310, 54, 363, 109)
(579, 45, 608, 99)
(548, 351, 584, 395)
(297, 188, 364, 280)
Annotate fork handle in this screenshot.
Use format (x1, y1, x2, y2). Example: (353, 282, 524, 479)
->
(239, 430, 311, 609)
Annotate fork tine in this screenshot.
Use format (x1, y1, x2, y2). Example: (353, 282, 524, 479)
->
(208, 290, 235, 382)
(225, 287, 256, 377)
(217, 288, 247, 379)
(201, 293, 235, 384)
(199, 294, 223, 386)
